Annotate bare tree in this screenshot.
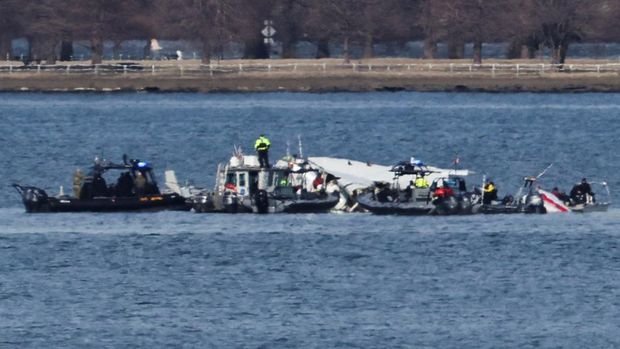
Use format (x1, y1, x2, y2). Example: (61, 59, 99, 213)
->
(65, 0, 144, 63)
(20, 0, 74, 64)
(304, 0, 401, 62)
(0, 0, 22, 59)
(272, 0, 306, 58)
(304, 0, 362, 63)
(413, 0, 446, 59)
(161, 0, 247, 63)
(523, 0, 607, 66)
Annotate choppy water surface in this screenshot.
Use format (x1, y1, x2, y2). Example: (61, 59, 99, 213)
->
(1, 92, 619, 348)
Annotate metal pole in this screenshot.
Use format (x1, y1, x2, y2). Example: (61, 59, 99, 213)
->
(481, 174, 486, 205)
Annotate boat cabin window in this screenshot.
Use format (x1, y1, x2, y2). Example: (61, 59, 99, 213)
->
(431, 177, 466, 192)
(226, 173, 237, 185)
(443, 177, 467, 191)
(238, 173, 246, 187)
(271, 172, 288, 187)
(249, 171, 259, 193)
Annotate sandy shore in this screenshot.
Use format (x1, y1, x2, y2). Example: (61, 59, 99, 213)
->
(1, 58, 620, 93)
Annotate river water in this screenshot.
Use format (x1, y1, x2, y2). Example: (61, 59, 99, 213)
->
(1, 92, 619, 348)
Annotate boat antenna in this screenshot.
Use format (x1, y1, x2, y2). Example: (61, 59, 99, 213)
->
(603, 182, 611, 204)
(536, 163, 553, 179)
(481, 174, 486, 204)
(453, 154, 460, 174)
(298, 135, 304, 159)
(286, 140, 291, 159)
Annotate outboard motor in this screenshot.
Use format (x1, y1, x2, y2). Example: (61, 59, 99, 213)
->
(192, 193, 215, 213)
(254, 189, 270, 214)
(13, 185, 50, 213)
(521, 193, 546, 214)
(223, 192, 239, 213)
(433, 196, 459, 215)
(459, 195, 473, 213)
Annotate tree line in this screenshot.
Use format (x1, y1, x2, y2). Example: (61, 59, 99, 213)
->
(0, 0, 617, 65)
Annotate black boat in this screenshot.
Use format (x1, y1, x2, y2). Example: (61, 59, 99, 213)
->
(356, 162, 479, 216)
(189, 153, 340, 214)
(13, 156, 186, 213)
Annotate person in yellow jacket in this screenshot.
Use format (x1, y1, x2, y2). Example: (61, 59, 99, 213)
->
(414, 173, 429, 188)
(254, 134, 271, 168)
(483, 180, 498, 204)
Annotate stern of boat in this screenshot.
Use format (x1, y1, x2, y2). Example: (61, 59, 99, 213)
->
(12, 184, 51, 213)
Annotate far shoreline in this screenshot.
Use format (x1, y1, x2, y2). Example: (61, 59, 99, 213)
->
(2, 75, 620, 93)
(2, 58, 620, 93)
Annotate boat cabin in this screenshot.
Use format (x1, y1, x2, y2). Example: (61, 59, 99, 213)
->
(216, 155, 328, 200)
(217, 155, 289, 198)
(79, 158, 161, 199)
(429, 176, 468, 193)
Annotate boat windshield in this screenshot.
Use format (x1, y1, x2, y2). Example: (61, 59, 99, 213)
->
(226, 173, 237, 185)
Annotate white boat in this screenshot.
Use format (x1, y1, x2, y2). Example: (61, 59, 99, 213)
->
(539, 181, 611, 213)
(187, 153, 339, 214)
(307, 156, 471, 212)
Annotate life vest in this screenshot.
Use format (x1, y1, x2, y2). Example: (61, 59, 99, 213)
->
(255, 136, 271, 151)
(484, 183, 496, 193)
(415, 177, 429, 188)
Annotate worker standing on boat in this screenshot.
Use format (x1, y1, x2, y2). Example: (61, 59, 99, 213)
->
(255, 134, 271, 168)
(414, 173, 429, 188)
(579, 178, 594, 202)
(571, 178, 595, 203)
(483, 180, 498, 204)
(134, 171, 146, 196)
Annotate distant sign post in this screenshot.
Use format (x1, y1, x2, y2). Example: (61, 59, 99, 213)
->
(262, 20, 276, 58)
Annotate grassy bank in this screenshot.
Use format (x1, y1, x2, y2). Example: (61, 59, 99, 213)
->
(1, 58, 620, 93)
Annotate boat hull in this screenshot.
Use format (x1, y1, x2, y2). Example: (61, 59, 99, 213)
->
(14, 185, 187, 213)
(190, 192, 340, 214)
(570, 203, 610, 213)
(357, 193, 433, 215)
(281, 194, 341, 213)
